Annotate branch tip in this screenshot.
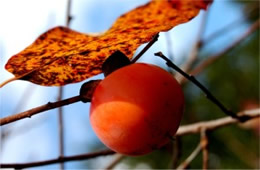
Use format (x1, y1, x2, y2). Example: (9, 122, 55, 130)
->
(155, 52, 251, 121)
(131, 33, 159, 63)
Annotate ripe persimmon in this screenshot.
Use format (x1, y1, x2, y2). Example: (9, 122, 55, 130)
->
(90, 63, 184, 156)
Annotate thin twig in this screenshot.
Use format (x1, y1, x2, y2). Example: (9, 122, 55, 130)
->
(190, 19, 260, 76)
(177, 128, 209, 170)
(177, 142, 202, 169)
(0, 96, 81, 126)
(176, 108, 257, 169)
(176, 108, 260, 136)
(155, 52, 251, 122)
(66, 0, 73, 26)
(176, 10, 209, 83)
(0, 149, 115, 169)
(168, 10, 208, 170)
(131, 33, 159, 63)
(171, 136, 181, 169)
(200, 128, 209, 170)
(57, 87, 65, 170)
(0, 80, 99, 126)
(57, 1, 72, 169)
(105, 154, 124, 170)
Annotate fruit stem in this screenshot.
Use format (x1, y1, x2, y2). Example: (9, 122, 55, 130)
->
(0, 77, 18, 88)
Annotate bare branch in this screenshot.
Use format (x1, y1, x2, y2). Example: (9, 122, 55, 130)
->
(177, 142, 202, 169)
(176, 128, 210, 170)
(57, 1, 73, 169)
(200, 128, 209, 170)
(0, 96, 81, 126)
(105, 154, 124, 170)
(57, 87, 65, 170)
(131, 33, 159, 63)
(66, 0, 73, 26)
(0, 149, 115, 169)
(155, 52, 250, 121)
(176, 108, 260, 136)
(170, 136, 182, 169)
(0, 80, 100, 126)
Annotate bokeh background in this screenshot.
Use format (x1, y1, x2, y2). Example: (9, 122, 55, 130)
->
(0, 0, 259, 169)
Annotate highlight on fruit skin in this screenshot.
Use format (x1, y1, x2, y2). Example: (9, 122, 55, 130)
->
(89, 63, 185, 156)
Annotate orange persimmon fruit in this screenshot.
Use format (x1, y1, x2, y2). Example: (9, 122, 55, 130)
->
(90, 63, 184, 156)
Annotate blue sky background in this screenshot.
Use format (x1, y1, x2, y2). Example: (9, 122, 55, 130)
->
(0, 0, 251, 169)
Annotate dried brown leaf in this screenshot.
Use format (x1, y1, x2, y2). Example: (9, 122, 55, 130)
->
(5, 0, 212, 86)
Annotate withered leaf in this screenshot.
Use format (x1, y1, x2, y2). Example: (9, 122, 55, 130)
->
(5, 0, 212, 86)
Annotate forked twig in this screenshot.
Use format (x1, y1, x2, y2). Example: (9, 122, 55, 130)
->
(155, 52, 251, 122)
(176, 128, 209, 170)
